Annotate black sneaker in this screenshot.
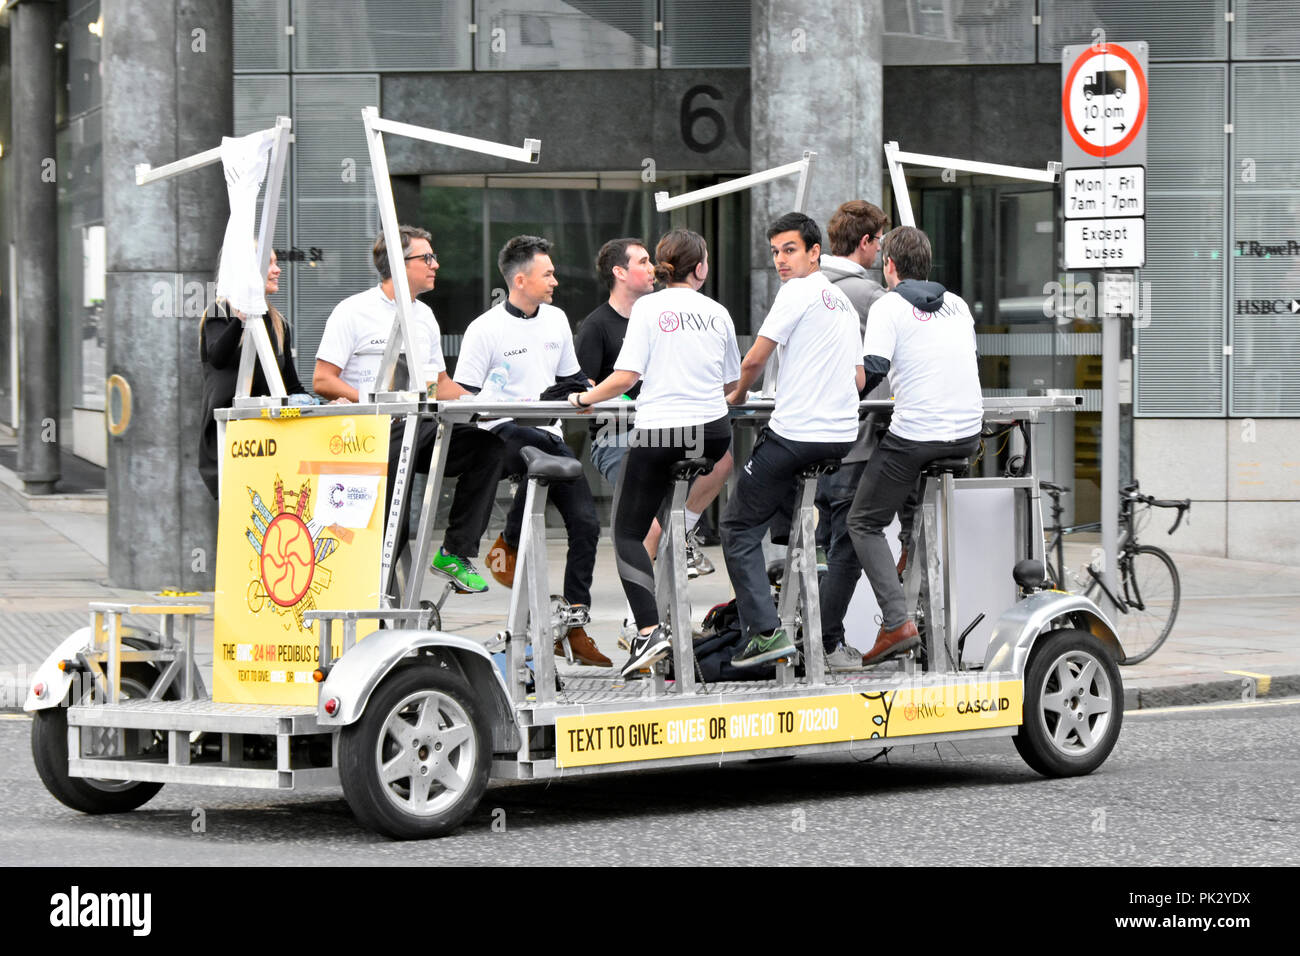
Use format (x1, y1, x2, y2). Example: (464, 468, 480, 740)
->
(620, 625, 672, 678)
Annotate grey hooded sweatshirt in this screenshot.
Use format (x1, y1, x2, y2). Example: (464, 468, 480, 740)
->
(820, 254, 889, 463)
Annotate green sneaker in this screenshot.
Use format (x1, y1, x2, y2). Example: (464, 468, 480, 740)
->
(730, 628, 795, 668)
(431, 549, 488, 593)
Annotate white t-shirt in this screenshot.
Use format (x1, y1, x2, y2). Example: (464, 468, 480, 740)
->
(616, 287, 741, 431)
(756, 271, 863, 443)
(315, 285, 445, 396)
(455, 302, 581, 435)
(863, 288, 983, 442)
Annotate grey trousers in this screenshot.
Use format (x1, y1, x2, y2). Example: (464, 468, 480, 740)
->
(846, 430, 981, 630)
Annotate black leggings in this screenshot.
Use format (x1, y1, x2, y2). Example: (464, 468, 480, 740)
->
(612, 417, 731, 630)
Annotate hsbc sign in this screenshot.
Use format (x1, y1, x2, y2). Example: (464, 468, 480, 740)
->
(1234, 298, 1300, 315)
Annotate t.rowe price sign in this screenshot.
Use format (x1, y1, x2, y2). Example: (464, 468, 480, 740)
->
(1062, 41, 1148, 272)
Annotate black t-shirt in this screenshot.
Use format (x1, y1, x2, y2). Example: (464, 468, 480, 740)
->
(575, 301, 642, 438)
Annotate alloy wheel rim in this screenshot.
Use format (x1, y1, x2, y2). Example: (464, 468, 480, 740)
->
(375, 690, 476, 817)
(1036, 650, 1113, 756)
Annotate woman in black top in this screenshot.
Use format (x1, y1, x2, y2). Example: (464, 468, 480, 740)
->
(198, 250, 306, 499)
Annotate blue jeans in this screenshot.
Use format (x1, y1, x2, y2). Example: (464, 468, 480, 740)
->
(590, 435, 628, 487)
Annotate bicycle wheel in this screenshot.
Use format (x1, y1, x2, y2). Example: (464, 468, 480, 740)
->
(1107, 545, 1180, 664)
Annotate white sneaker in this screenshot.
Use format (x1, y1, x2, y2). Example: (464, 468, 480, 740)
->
(825, 643, 866, 672)
(617, 617, 637, 652)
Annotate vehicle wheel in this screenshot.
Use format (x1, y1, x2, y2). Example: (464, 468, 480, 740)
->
(1014, 628, 1123, 777)
(338, 661, 490, 839)
(31, 664, 169, 814)
(1113, 546, 1179, 665)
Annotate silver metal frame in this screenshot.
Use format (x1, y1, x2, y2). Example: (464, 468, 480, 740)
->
(653, 151, 817, 214)
(31, 397, 1112, 799)
(883, 141, 1062, 228)
(357, 108, 541, 599)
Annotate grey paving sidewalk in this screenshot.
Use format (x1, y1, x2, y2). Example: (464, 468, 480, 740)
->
(1, 474, 1297, 710)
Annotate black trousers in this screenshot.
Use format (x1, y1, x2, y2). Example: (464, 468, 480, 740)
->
(612, 421, 732, 630)
(385, 418, 505, 561)
(497, 422, 600, 608)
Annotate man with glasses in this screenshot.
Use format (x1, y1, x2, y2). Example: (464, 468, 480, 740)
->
(815, 201, 892, 669)
(313, 225, 505, 596)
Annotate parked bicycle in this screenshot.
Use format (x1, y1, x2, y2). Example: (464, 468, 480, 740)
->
(1041, 480, 1190, 664)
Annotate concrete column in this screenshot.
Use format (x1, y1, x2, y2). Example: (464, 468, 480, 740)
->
(102, 0, 232, 588)
(10, 0, 60, 492)
(750, 0, 884, 323)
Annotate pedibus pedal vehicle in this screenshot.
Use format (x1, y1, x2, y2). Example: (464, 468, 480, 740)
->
(25, 394, 1128, 840)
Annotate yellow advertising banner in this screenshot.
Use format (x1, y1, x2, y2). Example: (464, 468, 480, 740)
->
(214, 415, 390, 704)
(555, 678, 1023, 768)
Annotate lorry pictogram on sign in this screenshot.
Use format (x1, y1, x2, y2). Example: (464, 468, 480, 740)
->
(1063, 43, 1148, 160)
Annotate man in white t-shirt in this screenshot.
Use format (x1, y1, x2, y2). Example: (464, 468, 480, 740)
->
(455, 235, 609, 668)
(313, 225, 505, 595)
(720, 212, 866, 668)
(848, 225, 984, 666)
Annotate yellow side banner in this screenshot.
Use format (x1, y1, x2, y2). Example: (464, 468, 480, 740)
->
(214, 415, 389, 705)
(555, 678, 1023, 768)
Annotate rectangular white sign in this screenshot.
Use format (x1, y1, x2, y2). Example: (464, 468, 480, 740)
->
(1103, 272, 1135, 316)
(1065, 218, 1145, 269)
(1064, 166, 1145, 219)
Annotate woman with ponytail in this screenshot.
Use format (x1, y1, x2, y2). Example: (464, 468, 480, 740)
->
(568, 229, 741, 677)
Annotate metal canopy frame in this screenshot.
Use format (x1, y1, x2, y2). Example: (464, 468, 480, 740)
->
(359, 108, 541, 600)
(653, 151, 818, 399)
(136, 116, 293, 401)
(654, 150, 817, 214)
(883, 141, 1062, 228)
(362, 107, 541, 398)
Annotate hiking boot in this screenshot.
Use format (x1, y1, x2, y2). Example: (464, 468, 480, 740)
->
(486, 533, 517, 589)
(620, 625, 671, 678)
(731, 628, 795, 668)
(862, 620, 920, 666)
(430, 548, 488, 593)
(824, 642, 865, 672)
(558, 625, 611, 668)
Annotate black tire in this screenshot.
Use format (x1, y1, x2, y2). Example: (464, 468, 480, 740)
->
(31, 664, 169, 814)
(338, 661, 490, 839)
(1014, 628, 1123, 777)
(1110, 545, 1179, 665)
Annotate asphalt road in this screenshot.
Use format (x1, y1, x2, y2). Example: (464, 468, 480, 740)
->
(2, 698, 1296, 866)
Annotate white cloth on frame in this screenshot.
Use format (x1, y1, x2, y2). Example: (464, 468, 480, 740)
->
(216, 130, 275, 317)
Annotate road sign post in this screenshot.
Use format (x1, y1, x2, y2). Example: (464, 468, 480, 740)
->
(1062, 40, 1149, 618)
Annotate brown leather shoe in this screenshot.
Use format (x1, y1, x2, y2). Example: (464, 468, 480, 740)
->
(558, 626, 612, 668)
(486, 533, 516, 589)
(862, 620, 920, 666)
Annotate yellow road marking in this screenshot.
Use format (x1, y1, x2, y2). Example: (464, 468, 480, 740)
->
(1225, 669, 1272, 696)
(0, 713, 32, 721)
(1127, 697, 1300, 717)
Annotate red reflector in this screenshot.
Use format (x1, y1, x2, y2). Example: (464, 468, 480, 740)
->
(33, 682, 46, 699)
(324, 697, 339, 716)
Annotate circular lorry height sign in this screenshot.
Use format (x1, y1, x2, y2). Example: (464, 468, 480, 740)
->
(1062, 43, 1148, 159)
